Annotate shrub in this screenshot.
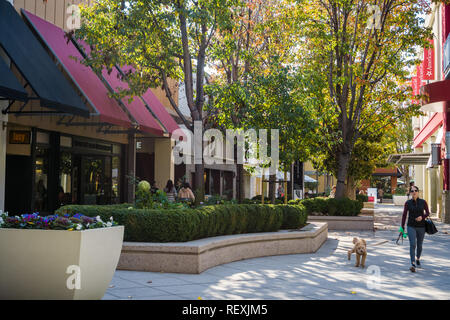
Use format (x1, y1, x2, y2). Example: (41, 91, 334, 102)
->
(251, 195, 270, 202)
(395, 187, 407, 196)
(278, 204, 308, 229)
(300, 197, 329, 214)
(356, 194, 369, 203)
(56, 203, 307, 242)
(298, 197, 362, 216)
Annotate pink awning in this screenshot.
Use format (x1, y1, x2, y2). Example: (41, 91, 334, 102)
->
(100, 67, 165, 136)
(413, 112, 443, 148)
(119, 66, 181, 135)
(75, 42, 165, 136)
(22, 10, 132, 129)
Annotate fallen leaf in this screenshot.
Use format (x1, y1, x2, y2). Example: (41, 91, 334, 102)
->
(109, 285, 115, 288)
(351, 291, 357, 294)
(147, 280, 152, 283)
(198, 296, 203, 300)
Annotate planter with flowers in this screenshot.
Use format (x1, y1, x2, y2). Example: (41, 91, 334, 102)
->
(0, 211, 124, 300)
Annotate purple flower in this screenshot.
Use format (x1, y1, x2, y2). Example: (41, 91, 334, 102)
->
(81, 216, 95, 224)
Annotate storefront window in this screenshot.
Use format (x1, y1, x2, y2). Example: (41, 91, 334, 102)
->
(59, 151, 72, 206)
(112, 156, 120, 204)
(35, 146, 49, 212)
(82, 156, 104, 205)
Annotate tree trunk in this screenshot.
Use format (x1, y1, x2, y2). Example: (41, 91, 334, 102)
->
(345, 175, 356, 200)
(237, 163, 245, 203)
(404, 165, 410, 191)
(269, 173, 276, 204)
(194, 163, 204, 205)
(335, 151, 351, 198)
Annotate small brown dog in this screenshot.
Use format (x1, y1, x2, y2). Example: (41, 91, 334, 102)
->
(348, 237, 367, 268)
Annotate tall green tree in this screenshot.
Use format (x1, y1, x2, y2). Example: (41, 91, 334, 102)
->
(296, 0, 431, 198)
(206, 0, 311, 202)
(75, 0, 237, 202)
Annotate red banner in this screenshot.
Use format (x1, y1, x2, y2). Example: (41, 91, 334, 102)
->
(417, 63, 423, 83)
(411, 76, 418, 104)
(423, 39, 435, 80)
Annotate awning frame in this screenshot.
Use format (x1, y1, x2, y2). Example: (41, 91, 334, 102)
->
(387, 152, 431, 165)
(1, 63, 74, 117)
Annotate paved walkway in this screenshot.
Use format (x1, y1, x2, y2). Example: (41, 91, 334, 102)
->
(103, 204, 450, 300)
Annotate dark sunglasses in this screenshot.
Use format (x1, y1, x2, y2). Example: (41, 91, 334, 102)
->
(410, 189, 419, 193)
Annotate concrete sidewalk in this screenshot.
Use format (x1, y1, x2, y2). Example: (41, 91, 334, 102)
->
(103, 204, 450, 300)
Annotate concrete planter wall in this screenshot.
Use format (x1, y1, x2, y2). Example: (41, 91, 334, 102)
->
(307, 215, 374, 231)
(118, 222, 328, 274)
(0, 226, 124, 300)
(393, 195, 408, 206)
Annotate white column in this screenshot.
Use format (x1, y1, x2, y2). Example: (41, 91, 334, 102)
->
(154, 138, 174, 191)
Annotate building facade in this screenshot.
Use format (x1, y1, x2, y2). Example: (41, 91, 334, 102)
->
(0, 0, 181, 214)
(407, 2, 450, 222)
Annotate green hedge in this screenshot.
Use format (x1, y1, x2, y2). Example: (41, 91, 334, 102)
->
(288, 197, 362, 216)
(56, 204, 307, 242)
(356, 194, 369, 203)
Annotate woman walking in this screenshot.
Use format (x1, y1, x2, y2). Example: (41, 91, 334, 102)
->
(401, 186, 430, 272)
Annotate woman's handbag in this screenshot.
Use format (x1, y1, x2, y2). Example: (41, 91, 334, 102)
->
(425, 218, 438, 235)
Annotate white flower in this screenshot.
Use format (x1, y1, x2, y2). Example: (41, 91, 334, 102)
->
(0, 217, 4, 226)
(110, 217, 113, 222)
(106, 222, 112, 228)
(76, 224, 82, 230)
(96, 216, 103, 223)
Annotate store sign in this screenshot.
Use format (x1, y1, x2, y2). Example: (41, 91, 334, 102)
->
(367, 188, 378, 203)
(423, 39, 435, 81)
(9, 130, 30, 144)
(444, 34, 450, 79)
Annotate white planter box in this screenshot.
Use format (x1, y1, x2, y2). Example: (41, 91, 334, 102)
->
(118, 223, 328, 274)
(393, 195, 408, 206)
(0, 226, 124, 300)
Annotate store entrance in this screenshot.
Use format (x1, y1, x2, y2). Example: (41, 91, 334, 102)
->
(73, 155, 111, 205)
(5, 155, 33, 215)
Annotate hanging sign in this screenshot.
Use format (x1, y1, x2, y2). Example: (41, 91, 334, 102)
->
(423, 39, 435, 81)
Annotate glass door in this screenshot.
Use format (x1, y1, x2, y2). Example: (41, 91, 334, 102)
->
(80, 155, 109, 205)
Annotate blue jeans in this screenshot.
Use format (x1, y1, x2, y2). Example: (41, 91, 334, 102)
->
(407, 226, 425, 264)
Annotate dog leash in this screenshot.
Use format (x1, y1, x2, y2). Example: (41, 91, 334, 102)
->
(396, 232, 403, 245)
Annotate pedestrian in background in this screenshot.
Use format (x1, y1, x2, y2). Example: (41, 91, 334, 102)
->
(164, 180, 177, 203)
(378, 188, 384, 203)
(178, 182, 196, 203)
(329, 185, 336, 198)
